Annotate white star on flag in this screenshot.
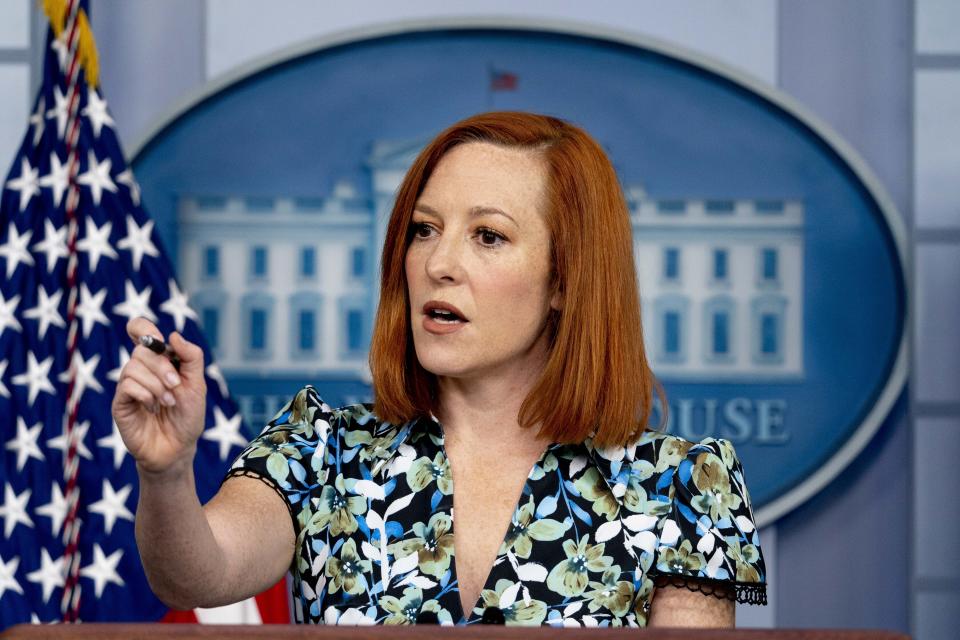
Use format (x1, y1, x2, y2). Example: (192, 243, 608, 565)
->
(31, 219, 68, 273)
(26, 549, 64, 604)
(206, 362, 229, 397)
(11, 352, 55, 405)
(22, 285, 66, 339)
(115, 169, 141, 206)
(0, 360, 9, 398)
(47, 419, 93, 461)
(28, 96, 45, 146)
(117, 216, 159, 270)
(0, 292, 22, 337)
(5, 417, 45, 472)
(46, 85, 69, 140)
(76, 150, 117, 205)
(203, 406, 247, 461)
(112, 281, 156, 323)
(97, 421, 128, 470)
(89, 480, 134, 535)
(160, 279, 198, 331)
(1, 12, 258, 622)
(35, 483, 67, 536)
(0, 556, 23, 599)
(4, 158, 40, 212)
(81, 89, 115, 138)
(38, 151, 69, 208)
(0, 222, 34, 278)
(76, 283, 111, 337)
(76, 217, 118, 271)
(0, 485, 34, 537)
(50, 34, 68, 71)
(80, 544, 124, 598)
(57, 351, 104, 405)
(106, 346, 130, 383)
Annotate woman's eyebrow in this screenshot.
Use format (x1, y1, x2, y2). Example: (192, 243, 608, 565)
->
(414, 203, 519, 227)
(413, 203, 440, 216)
(469, 205, 518, 227)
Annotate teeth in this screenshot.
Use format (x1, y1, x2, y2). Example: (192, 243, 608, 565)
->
(430, 309, 462, 323)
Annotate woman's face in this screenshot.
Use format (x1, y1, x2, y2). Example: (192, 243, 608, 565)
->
(406, 142, 560, 384)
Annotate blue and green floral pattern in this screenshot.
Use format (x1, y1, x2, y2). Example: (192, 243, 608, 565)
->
(226, 386, 766, 626)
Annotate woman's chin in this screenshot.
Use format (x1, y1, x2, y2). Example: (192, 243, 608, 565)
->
(417, 360, 472, 379)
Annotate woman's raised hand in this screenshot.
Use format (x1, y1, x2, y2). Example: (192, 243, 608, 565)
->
(111, 317, 208, 475)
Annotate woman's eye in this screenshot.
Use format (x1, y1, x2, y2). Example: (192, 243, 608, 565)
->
(477, 228, 505, 247)
(412, 222, 434, 239)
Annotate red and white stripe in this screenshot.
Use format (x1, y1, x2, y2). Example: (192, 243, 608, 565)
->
(160, 579, 291, 624)
(57, 0, 90, 622)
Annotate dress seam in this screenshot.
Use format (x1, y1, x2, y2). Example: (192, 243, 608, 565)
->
(650, 572, 768, 606)
(222, 467, 296, 521)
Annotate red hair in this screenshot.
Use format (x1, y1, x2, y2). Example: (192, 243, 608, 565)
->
(369, 111, 662, 447)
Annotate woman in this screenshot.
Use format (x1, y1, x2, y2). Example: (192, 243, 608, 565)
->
(112, 111, 766, 627)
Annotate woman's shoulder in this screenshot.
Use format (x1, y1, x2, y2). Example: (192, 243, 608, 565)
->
(283, 385, 377, 426)
(227, 385, 387, 484)
(258, 385, 387, 442)
(590, 430, 743, 475)
(612, 432, 766, 602)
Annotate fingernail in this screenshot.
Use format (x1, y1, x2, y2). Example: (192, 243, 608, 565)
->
(162, 392, 176, 407)
(166, 372, 181, 387)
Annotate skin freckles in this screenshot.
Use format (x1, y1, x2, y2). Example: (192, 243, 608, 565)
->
(405, 142, 560, 384)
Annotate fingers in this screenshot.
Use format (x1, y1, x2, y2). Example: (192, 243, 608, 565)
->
(121, 314, 186, 411)
(124, 317, 204, 385)
(169, 331, 205, 377)
(127, 317, 162, 344)
(121, 357, 178, 410)
(115, 375, 161, 415)
(129, 328, 182, 390)
(125, 317, 177, 392)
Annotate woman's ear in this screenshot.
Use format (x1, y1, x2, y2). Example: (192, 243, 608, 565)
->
(550, 287, 563, 311)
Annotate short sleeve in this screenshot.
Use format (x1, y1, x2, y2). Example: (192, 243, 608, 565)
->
(651, 437, 767, 605)
(223, 385, 333, 532)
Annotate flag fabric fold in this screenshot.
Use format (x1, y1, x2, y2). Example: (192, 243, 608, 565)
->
(0, 1, 284, 627)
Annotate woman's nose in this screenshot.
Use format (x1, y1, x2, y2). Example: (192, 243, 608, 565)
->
(424, 234, 464, 283)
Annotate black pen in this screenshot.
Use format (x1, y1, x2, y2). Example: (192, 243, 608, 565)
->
(138, 335, 182, 371)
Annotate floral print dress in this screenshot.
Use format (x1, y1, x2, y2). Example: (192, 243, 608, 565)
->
(225, 386, 767, 626)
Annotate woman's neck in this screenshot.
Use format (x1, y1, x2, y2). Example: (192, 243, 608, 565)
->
(434, 356, 550, 452)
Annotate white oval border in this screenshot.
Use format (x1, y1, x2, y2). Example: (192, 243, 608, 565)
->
(130, 16, 910, 528)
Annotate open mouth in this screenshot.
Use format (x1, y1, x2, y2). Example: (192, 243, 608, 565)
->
(427, 309, 464, 324)
(423, 301, 468, 324)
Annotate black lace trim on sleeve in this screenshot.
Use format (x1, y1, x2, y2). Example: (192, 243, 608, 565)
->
(652, 573, 768, 606)
(222, 468, 295, 520)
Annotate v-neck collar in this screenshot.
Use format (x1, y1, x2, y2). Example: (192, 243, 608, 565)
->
(362, 412, 632, 505)
(358, 412, 629, 625)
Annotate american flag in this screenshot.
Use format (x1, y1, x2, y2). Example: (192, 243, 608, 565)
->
(489, 68, 518, 91)
(0, 1, 281, 627)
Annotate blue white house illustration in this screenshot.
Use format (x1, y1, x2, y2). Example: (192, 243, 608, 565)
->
(627, 185, 804, 381)
(177, 138, 804, 427)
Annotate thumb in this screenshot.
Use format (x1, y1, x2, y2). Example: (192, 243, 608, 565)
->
(169, 331, 206, 380)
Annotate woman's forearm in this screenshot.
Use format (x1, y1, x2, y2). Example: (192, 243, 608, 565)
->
(134, 457, 228, 610)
